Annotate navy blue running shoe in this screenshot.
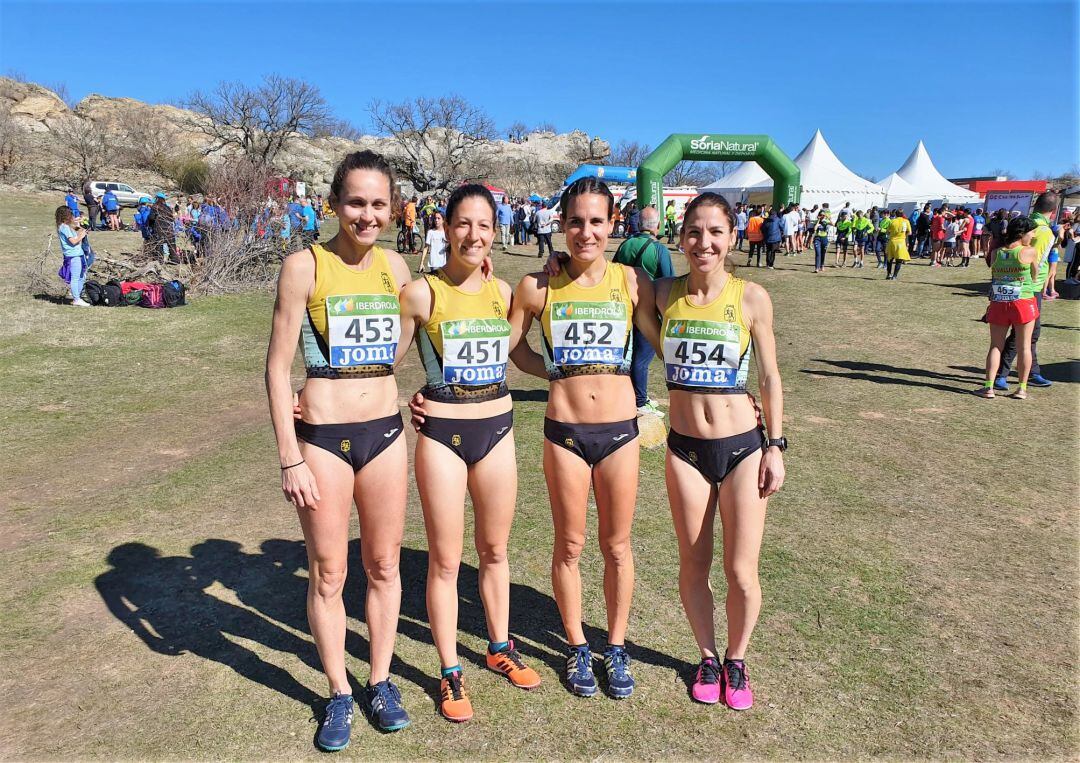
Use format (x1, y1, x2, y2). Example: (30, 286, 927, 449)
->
(565, 645, 597, 697)
(316, 692, 354, 751)
(994, 377, 1010, 392)
(603, 645, 635, 699)
(363, 679, 411, 732)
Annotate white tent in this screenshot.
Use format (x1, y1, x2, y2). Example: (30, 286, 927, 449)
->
(699, 130, 886, 211)
(894, 141, 981, 204)
(879, 172, 923, 204)
(698, 161, 771, 204)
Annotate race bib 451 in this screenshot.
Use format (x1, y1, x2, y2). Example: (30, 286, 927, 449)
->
(550, 301, 627, 366)
(441, 318, 510, 385)
(326, 294, 400, 368)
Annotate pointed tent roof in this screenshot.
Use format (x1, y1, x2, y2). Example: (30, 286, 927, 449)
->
(792, 130, 885, 205)
(894, 141, 981, 202)
(698, 161, 771, 195)
(879, 172, 923, 204)
(698, 130, 886, 209)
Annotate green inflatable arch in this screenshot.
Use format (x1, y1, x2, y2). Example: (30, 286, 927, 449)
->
(636, 133, 801, 234)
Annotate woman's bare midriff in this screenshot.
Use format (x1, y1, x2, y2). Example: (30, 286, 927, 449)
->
(668, 389, 760, 439)
(300, 375, 400, 424)
(547, 374, 636, 424)
(423, 394, 513, 420)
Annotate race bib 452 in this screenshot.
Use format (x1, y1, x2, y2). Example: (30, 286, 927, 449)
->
(549, 301, 627, 366)
(326, 294, 400, 368)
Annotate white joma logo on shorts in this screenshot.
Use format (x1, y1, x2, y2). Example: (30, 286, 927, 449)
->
(731, 447, 748, 457)
(384, 428, 399, 438)
(496, 427, 509, 435)
(612, 433, 630, 442)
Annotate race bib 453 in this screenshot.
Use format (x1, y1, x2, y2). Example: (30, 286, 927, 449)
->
(326, 294, 400, 368)
(550, 301, 627, 366)
(441, 318, 510, 385)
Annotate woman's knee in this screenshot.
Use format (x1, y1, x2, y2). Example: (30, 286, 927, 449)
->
(364, 551, 400, 586)
(600, 537, 633, 567)
(428, 552, 461, 583)
(311, 563, 348, 600)
(724, 560, 760, 596)
(553, 533, 586, 565)
(476, 541, 507, 569)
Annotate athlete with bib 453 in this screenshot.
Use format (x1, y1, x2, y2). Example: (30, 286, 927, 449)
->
(265, 151, 412, 750)
(653, 192, 786, 711)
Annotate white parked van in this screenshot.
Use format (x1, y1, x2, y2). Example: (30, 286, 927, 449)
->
(87, 181, 151, 207)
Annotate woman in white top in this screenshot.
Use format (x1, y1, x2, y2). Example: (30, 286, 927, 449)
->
(418, 210, 449, 273)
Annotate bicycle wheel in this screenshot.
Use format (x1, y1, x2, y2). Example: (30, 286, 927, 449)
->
(396, 229, 407, 253)
(411, 232, 422, 252)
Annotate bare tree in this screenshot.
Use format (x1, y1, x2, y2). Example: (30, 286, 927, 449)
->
(506, 121, 527, 143)
(987, 167, 1014, 179)
(44, 81, 78, 109)
(531, 122, 557, 135)
(51, 115, 112, 182)
(665, 160, 727, 187)
(314, 117, 364, 142)
(609, 139, 651, 167)
(184, 75, 331, 167)
(368, 95, 496, 191)
(115, 105, 179, 174)
(0, 101, 31, 179)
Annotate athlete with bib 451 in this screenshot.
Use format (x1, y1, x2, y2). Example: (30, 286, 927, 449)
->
(266, 151, 413, 750)
(397, 185, 541, 723)
(653, 192, 786, 711)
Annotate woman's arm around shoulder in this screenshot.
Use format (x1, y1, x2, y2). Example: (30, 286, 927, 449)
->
(626, 266, 662, 355)
(507, 272, 549, 379)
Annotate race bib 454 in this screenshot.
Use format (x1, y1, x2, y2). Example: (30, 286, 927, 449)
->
(326, 294, 400, 368)
(663, 319, 744, 389)
(550, 301, 627, 366)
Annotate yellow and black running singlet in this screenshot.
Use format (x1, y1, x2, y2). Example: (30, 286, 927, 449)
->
(540, 262, 634, 379)
(300, 244, 400, 378)
(661, 274, 753, 394)
(416, 271, 510, 403)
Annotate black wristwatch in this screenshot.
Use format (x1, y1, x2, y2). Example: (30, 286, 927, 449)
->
(767, 437, 788, 452)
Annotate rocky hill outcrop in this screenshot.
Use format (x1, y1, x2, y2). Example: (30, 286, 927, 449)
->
(0, 78, 608, 194)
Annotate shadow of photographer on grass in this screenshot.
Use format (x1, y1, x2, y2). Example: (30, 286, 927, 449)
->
(95, 539, 691, 711)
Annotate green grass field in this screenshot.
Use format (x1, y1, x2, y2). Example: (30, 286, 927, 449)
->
(1, 190, 1077, 760)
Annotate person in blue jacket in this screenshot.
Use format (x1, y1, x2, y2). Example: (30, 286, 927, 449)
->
(761, 207, 783, 268)
(64, 188, 82, 220)
(101, 188, 121, 230)
(133, 196, 153, 238)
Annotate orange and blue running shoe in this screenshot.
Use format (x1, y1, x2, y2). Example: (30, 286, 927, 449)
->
(722, 658, 753, 710)
(486, 640, 541, 689)
(439, 670, 474, 722)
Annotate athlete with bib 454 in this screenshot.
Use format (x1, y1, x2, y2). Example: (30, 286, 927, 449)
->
(266, 151, 413, 750)
(653, 192, 786, 710)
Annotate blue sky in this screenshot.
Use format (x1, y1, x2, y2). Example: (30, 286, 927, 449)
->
(2, 0, 1077, 180)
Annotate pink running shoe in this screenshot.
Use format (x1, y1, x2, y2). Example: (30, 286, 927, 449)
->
(691, 658, 721, 704)
(722, 658, 753, 710)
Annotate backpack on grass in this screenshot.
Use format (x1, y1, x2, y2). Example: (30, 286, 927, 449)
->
(163, 279, 187, 307)
(82, 280, 104, 306)
(103, 280, 124, 306)
(139, 283, 166, 309)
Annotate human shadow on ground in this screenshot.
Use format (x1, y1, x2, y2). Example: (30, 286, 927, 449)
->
(1042, 324, 1080, 332)
(801, 359, 981, 395)
(951, 360, 1078, 384)
(32, 292, 71, 305)
(97, 540, 692, 713)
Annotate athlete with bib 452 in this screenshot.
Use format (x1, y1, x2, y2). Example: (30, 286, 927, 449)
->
(506, 177, 663, 700)
(653, 192, 786, 711)
(266, 151, 413, 750)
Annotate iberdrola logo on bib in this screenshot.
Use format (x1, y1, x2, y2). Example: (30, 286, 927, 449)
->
(554, 304, 575, 319)
(669, 320, 687, 336)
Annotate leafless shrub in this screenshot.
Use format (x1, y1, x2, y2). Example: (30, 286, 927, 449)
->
(665, 160, 726, 187)
(531, 122, 557, 135)
(115, 105, 180, 174)
(184, 75, 331, 167)
(314, 117, 364, 142)
(609, 140, 652, 167)
(0, 101, 31, 179)
(506, 121, 528, 143)
(368, 94, 496, 191)
(50, 115, 113, 183)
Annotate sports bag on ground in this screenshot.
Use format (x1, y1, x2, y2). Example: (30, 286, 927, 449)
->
(138, 283, 166, 309)
(163, 280, 187, 307)
(82, 280, 104, 306)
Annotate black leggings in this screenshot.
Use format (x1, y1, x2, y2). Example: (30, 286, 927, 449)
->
(420, 411, 513, 465)
(886, 260, 904, 278)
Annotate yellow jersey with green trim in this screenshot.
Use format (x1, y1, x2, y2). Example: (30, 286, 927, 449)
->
(540, 262, 634, 379)
(661, 274, 753, 394)
(416, 270, 510, 403)
(300, 243, 400, 378)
